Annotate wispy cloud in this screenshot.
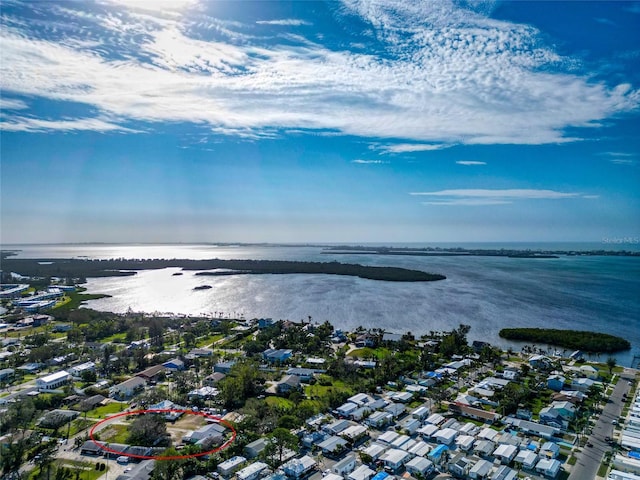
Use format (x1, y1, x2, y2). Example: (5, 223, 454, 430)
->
(422, 199, 511, 206)
(0, 98, 28, 110)
(256, 19, 312, 26)
(610, 158, 636, 165)
(352, 159, 388, 164)
(456, 161, 486, 166)
(411, 188, 592, 206)
(598, 151, 637, 165)
(374, 143, 450, 154)
(0, 0, 638, 143)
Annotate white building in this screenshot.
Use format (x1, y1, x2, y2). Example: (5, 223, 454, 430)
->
(69, 362, 96, 378)
(236, 461, 268, 480)
(36, 370, 71, 391)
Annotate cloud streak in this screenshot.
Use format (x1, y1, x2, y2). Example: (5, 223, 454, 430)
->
(256, 19, 312, 26)
(456, 161, 486, 166)
(410, 189, 583, 199)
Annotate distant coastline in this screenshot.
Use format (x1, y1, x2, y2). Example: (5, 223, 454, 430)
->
(322, 245, 640, 258)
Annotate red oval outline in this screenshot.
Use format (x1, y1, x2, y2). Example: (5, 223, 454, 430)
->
(89, 409, 236, 461)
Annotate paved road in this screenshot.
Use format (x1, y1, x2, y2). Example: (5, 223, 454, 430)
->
(568, 370, 635, 480)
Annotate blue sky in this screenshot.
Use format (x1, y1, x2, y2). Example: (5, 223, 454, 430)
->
(1, 0, 639, 244)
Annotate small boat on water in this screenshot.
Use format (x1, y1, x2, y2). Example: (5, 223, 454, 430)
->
(172, 272, 183, 276)
(193, 285, 212, 290)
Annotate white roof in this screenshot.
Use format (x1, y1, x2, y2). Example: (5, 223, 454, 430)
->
(470, 459, 492, 476)
(381, 448, 409, 464)
(341, 425, 367, 439)
(361, 443, 387, 459)
(434, 427, 458, 443)
(348, 465, 375, 480)
(378, 430, 400, 444)
(406, 456, 433, 472)
(408, 441, 431, 457)
(237, 462, 268, 480)
(494, 444, 517, 458)
(38, 370, 70, 384)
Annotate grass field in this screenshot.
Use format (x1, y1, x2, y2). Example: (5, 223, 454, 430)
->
(87, 402, 127, 418)
(305, 379, 354, 400)
(99, 332, 127, 343)
(97, 423, 130, 443)
(28, 460, 106, 480)
(347, 347, 392, 360)
(266, 397, 295, 410)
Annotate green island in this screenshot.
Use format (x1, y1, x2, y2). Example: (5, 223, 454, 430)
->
(499, 327, 631, 352)
(0, 253, 445, 282)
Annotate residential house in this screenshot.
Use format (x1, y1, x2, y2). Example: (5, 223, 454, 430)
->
(547, 375, 566, 392)
(277, 375, 301, 394)
(384, 403, 405, 418)
(0, 368, 15, 382)
(366, 411, 393, 429)
(354, 334, 375, 348)
(448, 454, 473, 478)
(360, 443, 387, 462)
(324, 419, 352, 435)
(332, 454, 357, 476)
(405, 457, 434, 477)
(244, 438, 268, 459)
(204, 372, 226, 386)
(183, 422, 226, 447)
(340, 425, 368, 444)
(474, 440, 496, 458)
(449, 403, 499, 424)
(571, 377, 598, 393)
(218, 456, 247, 478)
(162, 358, 185, 371)
(540, 442, 560, 459)
(493, 444, 518, 464)
(36, 370, 71, 391)
(503, 418, 560, 439)
(579, 365, 599, 380)
(336, 402, 358, 418)
(69, 361, 96, 378)
(348, 465, 375, 480)
(317, 436, 348, 457)
(380, 448, 410, 473)
(188, 348, 214, 358)
(514, 449, 538, 470)
(456, 435, 475, 452)
(263, 349, 293, 363)
(535, 458, 562, 478)
(491, 466, 518, 480)
(214, 361, 236, 374)
(434, 428, 458, 445)
(469, 459, 493, 480)
(237, 462, 269, 480)
(110, 376, 146, 400)
(400, 417, 421, 435)
(529, 355, 552, 369)
(282, 455, 316, 479)
(286, 368, 318, 382)
(135, 364, 166, 382)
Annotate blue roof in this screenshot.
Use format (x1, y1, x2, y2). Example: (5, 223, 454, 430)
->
(428, 444, 448, 459)
(371, 473, 390, 480)
(629, 451, 640, 460)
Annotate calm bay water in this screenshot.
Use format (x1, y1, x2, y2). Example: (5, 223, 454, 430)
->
(5, 243, 640, 366)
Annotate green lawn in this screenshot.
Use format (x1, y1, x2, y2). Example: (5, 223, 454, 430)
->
(305, 379, 354, 400)
(87, 402, 127, 418)
(99, 332, 127, 343)
(347, 347, 392, 360)
(196, 334, 224, 348)
(28, 460, 107, 480)
(266, 397, 295, 410)
(98, 423, 130, 443)
(68, 418, 96, 437)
